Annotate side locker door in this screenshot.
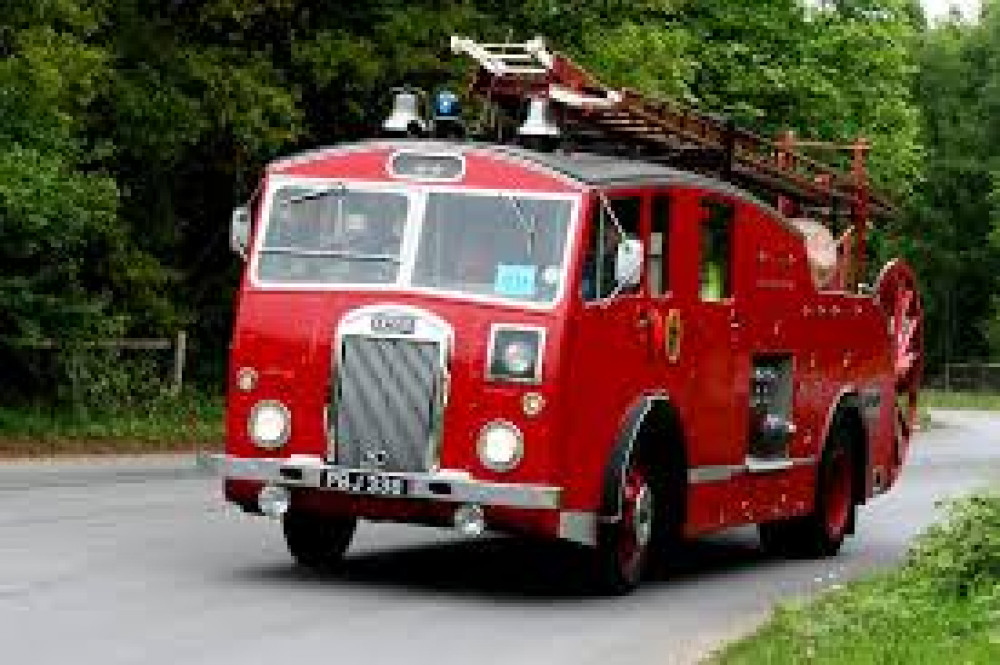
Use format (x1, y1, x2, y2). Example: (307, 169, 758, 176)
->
(743, 208, 798, 469)
(741, 207, 808, 522)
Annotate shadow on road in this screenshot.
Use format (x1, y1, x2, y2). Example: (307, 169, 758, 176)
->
(231, 528, 777, 600)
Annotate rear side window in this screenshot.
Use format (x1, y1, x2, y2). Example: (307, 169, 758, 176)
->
(581, 196, 641, 301)
(700, 199, 734, 301)
(648, 194, 671, 297)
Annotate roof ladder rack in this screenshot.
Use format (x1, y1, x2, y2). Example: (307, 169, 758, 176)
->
(450, 36, 554, 77)
(451, 35, 893, 224)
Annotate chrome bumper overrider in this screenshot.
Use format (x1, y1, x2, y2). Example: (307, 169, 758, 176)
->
(198, 453, 561, 511)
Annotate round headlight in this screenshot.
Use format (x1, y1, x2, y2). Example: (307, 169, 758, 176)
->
(502, 341, 534, 376)
(248, 401, 290, 450)
(477, 421, 523, 472)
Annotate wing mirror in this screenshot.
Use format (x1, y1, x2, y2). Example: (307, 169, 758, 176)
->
(230, 205, 250, 259)
(615, 237, 643, 288)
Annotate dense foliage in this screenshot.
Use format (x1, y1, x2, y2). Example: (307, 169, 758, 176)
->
(0, 0, 996, 403)
(905, 5, 1000, 366)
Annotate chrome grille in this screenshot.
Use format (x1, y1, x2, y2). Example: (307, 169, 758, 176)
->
(333, 336, 441, 472)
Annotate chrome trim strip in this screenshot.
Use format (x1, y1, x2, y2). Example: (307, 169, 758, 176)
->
(746, 456, 816, 473)
(558, 511, 598, 546)
(201, 453, 561, 511)
(688, 464, 745, 484)
(688, 457, 817, 484)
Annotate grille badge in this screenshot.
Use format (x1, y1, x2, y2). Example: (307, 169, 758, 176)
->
(362, 449, 389, 469)
(370, 314, 416, 335)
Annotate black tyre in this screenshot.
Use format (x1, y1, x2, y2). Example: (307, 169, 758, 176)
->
(594, 462, 656, 594)
(758, 418, 856, 558)
(282, 510, 358, 571)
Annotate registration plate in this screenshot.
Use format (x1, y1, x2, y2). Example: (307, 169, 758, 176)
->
(324, 470, 409, 497)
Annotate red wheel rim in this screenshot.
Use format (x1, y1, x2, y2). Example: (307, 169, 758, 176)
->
(875, 260, 924, 463)
(618, 467, 654, 580)
(824, 446, 852, 538)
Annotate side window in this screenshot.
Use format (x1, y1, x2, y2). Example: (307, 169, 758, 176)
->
(582, 196, 641, 301)
(648, 194, 671, 297)
(700, 199, 734, 301)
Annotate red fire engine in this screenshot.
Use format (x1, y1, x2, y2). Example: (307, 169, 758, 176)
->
(204, 37, 924, 592)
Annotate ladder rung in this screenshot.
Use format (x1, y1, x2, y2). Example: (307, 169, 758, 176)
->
(485, 54, 537, 62)
(478, 42, 535, 50)
(494, 66, 549, 75)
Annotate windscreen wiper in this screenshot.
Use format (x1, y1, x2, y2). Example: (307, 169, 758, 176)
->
(501, 194, 538, 257)
(286, 183, 347, 206)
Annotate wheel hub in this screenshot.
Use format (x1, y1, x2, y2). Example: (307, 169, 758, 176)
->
(633, 484, 654, 548)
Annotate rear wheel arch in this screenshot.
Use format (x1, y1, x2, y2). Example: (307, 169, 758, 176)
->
(821, 390, 869, 506)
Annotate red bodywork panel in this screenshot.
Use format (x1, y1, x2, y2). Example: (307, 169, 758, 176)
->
(225, 142, 901, 542)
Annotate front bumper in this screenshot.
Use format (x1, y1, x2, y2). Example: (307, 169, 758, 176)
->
(198, 453, 562, 510)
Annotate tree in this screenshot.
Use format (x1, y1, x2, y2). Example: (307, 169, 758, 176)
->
(901, 2, 1000, 367)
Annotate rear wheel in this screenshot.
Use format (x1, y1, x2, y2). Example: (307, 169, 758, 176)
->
(282, 510, 357, 571)
(759, 419, 856, 558)
(594, 463, 656, 594)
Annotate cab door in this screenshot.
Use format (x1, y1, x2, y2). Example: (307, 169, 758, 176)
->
(566, 192, 655, 498)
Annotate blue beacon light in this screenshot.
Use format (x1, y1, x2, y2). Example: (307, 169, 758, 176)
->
(434, 90, 461, 119)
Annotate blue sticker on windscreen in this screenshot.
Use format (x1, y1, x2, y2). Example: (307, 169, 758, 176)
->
(494, 264, 537, 297)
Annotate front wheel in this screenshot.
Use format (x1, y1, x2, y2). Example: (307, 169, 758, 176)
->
(759, 421, 856, 558)
(282, 510, 357, 571)
(594, 464, 656, 594)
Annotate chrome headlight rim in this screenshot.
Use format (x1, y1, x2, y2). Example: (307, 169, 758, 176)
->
(486, 324, 545, 384)
(476, 420, 524, 473)
(248, 400, 291, 450)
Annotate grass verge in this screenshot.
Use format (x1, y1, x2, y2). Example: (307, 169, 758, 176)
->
(713, 496, 1000, 664)
(0, 392, 223, 457)
(921, 389, 1000, 411)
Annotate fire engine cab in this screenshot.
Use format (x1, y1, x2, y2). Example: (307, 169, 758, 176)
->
(204, 37, 924, 593)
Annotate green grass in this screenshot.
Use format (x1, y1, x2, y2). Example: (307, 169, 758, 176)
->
(921, 389, 1000, 411)
(0, 392, 224, 457)
(715, 576, 999, 664)
(713, 496, 1000, 664)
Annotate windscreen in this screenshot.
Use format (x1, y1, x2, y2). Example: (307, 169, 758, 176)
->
(256, 186, 408, 284)
(411, 192, 572, 304)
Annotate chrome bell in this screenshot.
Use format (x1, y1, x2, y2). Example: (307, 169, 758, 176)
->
(383, 89, 428, 136)
(517, 97, 560, 138)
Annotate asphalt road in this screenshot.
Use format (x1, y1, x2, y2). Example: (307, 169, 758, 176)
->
(1, 410, 998, 665)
